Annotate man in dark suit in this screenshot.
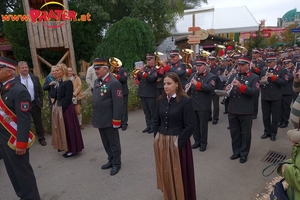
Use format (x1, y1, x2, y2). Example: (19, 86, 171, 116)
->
(0, 57, 41, 199)
(225, 56, 260, 163)
(16, 61, 46, 146)
(186, 57, 216, 152)
(110, 58, 129, 131)
(260, 54, 288, 141)
(137, 53, 158, 134)
(92, 58, 123, 176)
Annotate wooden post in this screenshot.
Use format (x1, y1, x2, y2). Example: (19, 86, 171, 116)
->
(57, 50, 70, 64)
(37, 54, 53, 68)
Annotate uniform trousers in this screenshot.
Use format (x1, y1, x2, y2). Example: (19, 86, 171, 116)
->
(98, 127, 121, 167)
(193, 110, 209, 147)
(228, 113, 252, 158)
(140, 97, 156, 129)
(253, 92, 259, 117)
(209, 93, 219, 120)
(0, 144, 40, 200)
(121, 94, 128, 128)
(279, 94, 294, 125)
(30, 100, 45, 141)
(261, 99, 281, 136)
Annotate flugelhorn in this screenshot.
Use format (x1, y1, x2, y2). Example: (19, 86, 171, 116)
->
(109, 57, 122, 74)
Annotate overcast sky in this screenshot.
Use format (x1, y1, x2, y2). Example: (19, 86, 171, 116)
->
(202, 0, 299, 26)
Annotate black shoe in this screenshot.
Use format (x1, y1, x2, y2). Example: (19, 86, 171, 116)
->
(252, 116, 257, 119)
(270, 136, 276, 141)
(279, 123, 288, 128)
(192, 143, 200, 149)
(101, 162, 113, 170)
(223, 111, 228, 114)
(208, 118, 212, 121)
(122, 126, 127, 131)
(227, 126, 230, 129)
(212, 120, 218, 125)
(110, 166, 121, 176)
(147, 128, 154, 134)
(63, 152, 74, 158)
(38, 139, 47, 146)
(230, 154, 240, 160)
(199, 146, 206, 152)
(260, 133, 270, 139)
(278, 122, 283, 127)
(240, 157, 247, 163)
(142, 127, 150, 133)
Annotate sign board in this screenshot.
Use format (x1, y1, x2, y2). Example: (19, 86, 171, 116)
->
(195, 30, 209, 40)
(188, 26, 201, 32)
(291, 28, 300, 33)
(187, 35, 201, 40)
(187, 39, 200, 44)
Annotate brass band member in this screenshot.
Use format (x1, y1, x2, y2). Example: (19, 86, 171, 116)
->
(260, 54, 288, 141)
(186, 58, 216, 152)
(137, 53, 158, 133)
(225, 56, 260, 163)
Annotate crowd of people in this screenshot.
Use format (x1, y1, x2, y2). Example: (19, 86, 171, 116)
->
(0, 44, 300, 199)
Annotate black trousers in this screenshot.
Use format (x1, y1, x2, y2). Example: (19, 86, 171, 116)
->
(193, 110, 209, 147)
(253, 91, 259, 117)
(228, 113, 252, 158)
(261, 99, 281, 136)
(98, 127, 121, 167)
(140, 97, 156, 128)
(209, 93, 219, 120)
(279, 94, 294, 124)
(121, 94, 128, 128)
(0, 144, 40, 200)
(30, 101, 45, 140)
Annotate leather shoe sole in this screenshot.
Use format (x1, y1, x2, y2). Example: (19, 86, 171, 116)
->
(192, 143, 200, 149)
(270, 136, 276, 141)
(230, 154, 240, 160)
(101, 163, 113, 170)
(122, 127, 127, 131)
(279, 124, 287, 128)
(240, 157, 247, 163)
(260, 134, 270, 139)
(110, 167, 121, 176)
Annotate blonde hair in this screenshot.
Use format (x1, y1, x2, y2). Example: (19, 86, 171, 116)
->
(56, 63, 69, 81)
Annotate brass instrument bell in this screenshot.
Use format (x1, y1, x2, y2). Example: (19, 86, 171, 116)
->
(109, 57, 122, 74)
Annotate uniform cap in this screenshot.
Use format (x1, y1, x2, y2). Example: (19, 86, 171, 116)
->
(169, 50, 179, 55)
(233, 53, 241, 59)
(93, 58, 108, 69)
(195, 57, 207, 65)
(208, 55, 216, 60)
(252, 48, 260, 54)
(0, 56, 17, 71)
(146, 53, 155, 59)
(237, 56, 251, 64)
(265, 54, 277, 62)
(283, 57, 292, 63)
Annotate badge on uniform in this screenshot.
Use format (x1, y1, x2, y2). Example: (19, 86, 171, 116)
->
(210, 80, 216, 86)
(116, 90, 122, 97)
(4, 83, 11, 91)
(20, 102, 30, 112)
(100, 85, 107, 94)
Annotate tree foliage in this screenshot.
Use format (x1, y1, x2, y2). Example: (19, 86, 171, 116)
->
(93, 17, 155, 70)
(281, 24, 298, 46)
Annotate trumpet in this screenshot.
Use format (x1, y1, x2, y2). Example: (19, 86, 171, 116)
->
(131, 68, 140, 79)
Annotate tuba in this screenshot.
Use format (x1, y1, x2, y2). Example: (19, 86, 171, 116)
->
(182, 48, 194, 78)
(200, 49, 210, 58)
(109, 57, 122, 75)
(214, 44, 226, 61)
(154, 52, 164, 69)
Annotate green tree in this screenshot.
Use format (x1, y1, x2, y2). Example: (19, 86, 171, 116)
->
(93, 17, 155, 70)
(281, 24, 298, 46)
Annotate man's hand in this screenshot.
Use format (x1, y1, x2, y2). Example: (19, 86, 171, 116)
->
(191, 79, 197, 85)
(113, 125, 120, 129)
(15, 148, 26, 155)
(232, 79, 241, 88)
(265, 72, 273, 78)
(293, 70, 300, 82)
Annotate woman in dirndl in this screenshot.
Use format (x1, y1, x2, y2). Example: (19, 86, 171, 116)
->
(51, 63, 84, 158)
(153, 72, 196, 200)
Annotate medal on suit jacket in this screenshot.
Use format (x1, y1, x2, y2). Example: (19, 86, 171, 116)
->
(100, 84, 107, 96)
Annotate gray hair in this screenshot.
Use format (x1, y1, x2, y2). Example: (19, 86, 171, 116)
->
(18, 61, 28, 67)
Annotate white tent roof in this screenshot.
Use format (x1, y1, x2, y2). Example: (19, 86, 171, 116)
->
(172, 5, 259, 35)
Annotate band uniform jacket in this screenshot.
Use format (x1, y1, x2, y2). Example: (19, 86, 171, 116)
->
(153, 96, 194, 149)
(137, 66, 158, 98)
(165, 60, 187, 86)
(16, 74, 43, 109)
(0, 79, 32, 148)
(187, 71, 216, 111)
(226, 71, 260, 115)
(260, 66, 288, 101)
(282, 67, 294, 95)
(209, 65, 224, 89)
(251, 59, 265, 76)
(92, 74, 123, 128)
(114, 67, 129, 95)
